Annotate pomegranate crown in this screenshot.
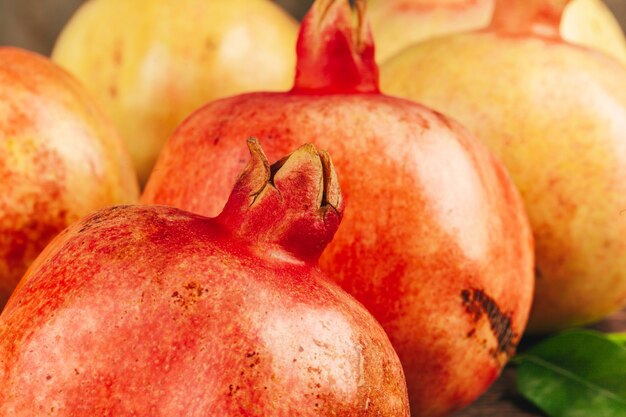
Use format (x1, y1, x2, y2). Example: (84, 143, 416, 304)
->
(292, 0, 380, 94)
(490, 0, 570, 39)
(218, 139, 344, 263)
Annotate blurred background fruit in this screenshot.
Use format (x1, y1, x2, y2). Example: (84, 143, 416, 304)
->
(0, 0, 307, 53)
(368, 0, 626, 64)
(1, 0, 625, 55)
(561, 0, 626, 66)
(0, 47, 138, 309)
(51, 0, 298, 185)
(2, 0, 624, 186)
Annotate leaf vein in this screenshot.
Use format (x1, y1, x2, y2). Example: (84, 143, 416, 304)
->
(522, 354, 626, 406)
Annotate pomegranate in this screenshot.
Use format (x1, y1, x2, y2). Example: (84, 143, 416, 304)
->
(369, 0, 493, 62)
(381, 0, 626, 332)
(142, 1, 534, 415)
(0, 139, 410, 416)
(52, 0, 298, 184)
(368, 0, 626, 65)
(0, 47, 138, 309)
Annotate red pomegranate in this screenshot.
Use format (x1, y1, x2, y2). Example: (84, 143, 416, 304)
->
(142, 1, 534, 415)
(0, 139, 409, 416)
(0, 47, 138, 309)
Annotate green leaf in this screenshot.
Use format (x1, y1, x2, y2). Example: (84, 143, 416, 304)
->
(608, 333, 626, 347)
(516, 329, 626, 417)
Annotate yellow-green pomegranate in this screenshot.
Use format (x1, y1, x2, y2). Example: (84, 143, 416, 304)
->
(53, 0, 298, 184)
(382, 0, 626, 332)
(369, 0, 626, 65)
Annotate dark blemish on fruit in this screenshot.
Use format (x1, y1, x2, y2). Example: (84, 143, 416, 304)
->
(246, 351, 261, 368)
(172, 282, 209, 309)
(171, 291, 184, 307)
(184, 282, 206, 297)
(213, 136, 220, 145)
(46, 375, 52, 380)
(227, 384, 240, 396)
(535, 267, 543, 280)
(461, 288, 516, 358)
(307, 366, 322, 375)
(466, 329, 476, 338)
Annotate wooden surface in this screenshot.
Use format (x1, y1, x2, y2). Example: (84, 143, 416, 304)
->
(454, 308, 626, 416)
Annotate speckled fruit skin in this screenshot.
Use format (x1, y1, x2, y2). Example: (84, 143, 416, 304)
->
(0, 47, 138, 310)
(381, 0, 626, 332)
(52, 0, 298, 185)
(0, 140, 410, 416)
(369, 0, 626, 65)
(142, 1, 534, 416)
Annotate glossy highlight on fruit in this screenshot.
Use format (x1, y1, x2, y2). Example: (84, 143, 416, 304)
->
(382, 0, 626, 332)
(52, 0, 298, 184)
(369, 0, 626, 65)
(0, 47, 138, 309)
(143, 1, 534, 415)
(0, 139, 410, 416)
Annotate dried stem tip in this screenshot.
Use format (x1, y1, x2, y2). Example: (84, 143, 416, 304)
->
(218, 138, 344, 262)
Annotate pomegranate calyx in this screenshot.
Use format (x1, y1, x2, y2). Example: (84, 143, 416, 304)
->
(218, 138, 343, 262)
(292, 0, 380, 94)
(490, 0, 570, 39)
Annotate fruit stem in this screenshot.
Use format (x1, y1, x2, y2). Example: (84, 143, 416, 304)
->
(490, 0, 570, 39)
(292, 0, 380, 94)
(217, 139, 343, 263)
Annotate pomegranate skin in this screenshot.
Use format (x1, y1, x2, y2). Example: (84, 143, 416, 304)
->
(381, 0, 626, 332)
(0, 47, 138, 309)
(369, 0, 493, 62)
(0, 141, 409, 416)
(369, 0, 626, 66)
(143, 2, 534, 415)
(144, 93, 533, 417)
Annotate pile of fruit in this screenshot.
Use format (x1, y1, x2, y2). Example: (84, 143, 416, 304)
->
(1, 0, 625, 416)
